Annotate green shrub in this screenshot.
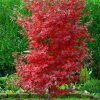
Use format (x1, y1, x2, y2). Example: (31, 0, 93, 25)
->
(0, 74, 24, 93)
(80, 67, 90, 83)
(0, 0, 30, 76)
(81, 79, 100, 93)
(5, 74, 19, 91)
(0, 75, 8, 89)
(82, 0, 100, 79)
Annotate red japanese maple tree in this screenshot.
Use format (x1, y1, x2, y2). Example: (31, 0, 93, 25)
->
(16, 0, 91, 96)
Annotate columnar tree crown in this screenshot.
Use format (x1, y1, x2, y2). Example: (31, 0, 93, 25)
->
(16, 0, 91, 96)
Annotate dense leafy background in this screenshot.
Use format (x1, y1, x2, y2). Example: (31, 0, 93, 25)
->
(82, 0, 100, 79)
(0, 0, 100, 79)
(0, 0, 29, 76)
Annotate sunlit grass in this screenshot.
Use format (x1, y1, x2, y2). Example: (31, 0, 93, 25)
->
(2, 97, 89, 100)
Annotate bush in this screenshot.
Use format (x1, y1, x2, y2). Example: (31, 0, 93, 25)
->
(82, 0, 100, 79)
(16, 0, 91, 96)
(0, 74, 24, 93)
(0, 0, 29, 76)
(0, 75, 8, 89)
(81, 79, 100, 93)
(80, 67, 90, 83)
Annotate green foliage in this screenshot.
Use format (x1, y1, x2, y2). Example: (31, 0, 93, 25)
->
(0, 75, 8, 89)
(82, 0, 100, 79)
(80, 67, 90, 83)
(0, 0, 30, 76)
(59, 84, 69, 90)
(5, 74, 19, 92)
(0, 74, 24, 93)
(81, 79, 100, 93)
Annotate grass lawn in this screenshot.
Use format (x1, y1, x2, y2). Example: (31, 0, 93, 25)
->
(1, 98, 89, 100)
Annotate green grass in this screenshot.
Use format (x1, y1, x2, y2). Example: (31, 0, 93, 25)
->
(0, 97, 89, 100)
(53, 98, 88, 100)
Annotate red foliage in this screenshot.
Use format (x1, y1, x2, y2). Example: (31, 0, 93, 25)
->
(16, 0, 91, 96)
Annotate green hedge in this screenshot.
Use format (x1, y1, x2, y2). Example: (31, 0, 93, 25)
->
(82, 0, 100, 79)
(81, 79, 100, 93)
(0, 0, 29, 76)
